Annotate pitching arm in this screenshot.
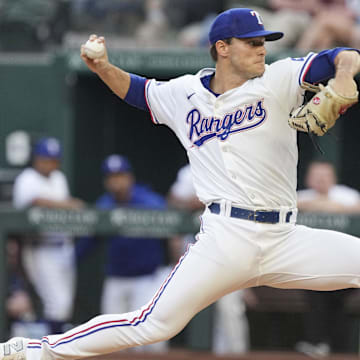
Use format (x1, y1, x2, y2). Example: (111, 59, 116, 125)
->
(81, 35, 149, 110)
(81, 35, 131, 100)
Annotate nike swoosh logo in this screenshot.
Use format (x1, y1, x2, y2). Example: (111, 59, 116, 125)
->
(187, 92, 195, 100)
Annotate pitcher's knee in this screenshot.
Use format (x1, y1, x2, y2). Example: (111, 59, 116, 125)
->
(148, 318, 184, 343)
(334, 274, 360, 290)
(316, 275, 360, 291)
(349, 276, 360, 288)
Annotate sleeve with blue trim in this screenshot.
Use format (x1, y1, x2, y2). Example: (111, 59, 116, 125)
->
(124, 74, 148, 111)
(303, 47, 360, 84)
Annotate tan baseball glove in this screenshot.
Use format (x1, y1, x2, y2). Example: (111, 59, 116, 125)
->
(288, 79, 358, 136)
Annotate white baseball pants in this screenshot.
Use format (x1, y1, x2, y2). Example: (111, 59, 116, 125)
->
(26, 209, 360, 360)
(22, 242, 76, 322)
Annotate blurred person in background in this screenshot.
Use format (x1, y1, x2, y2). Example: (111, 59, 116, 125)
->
(69, 0, 145, 37)
(298, 160, 360, 214)
(6, 237, 36, 336)
(76, 154, 168, 352)
(135, 0, 170, 47)
(70, 0, 170, 47)
(296, 0, 360, 51)
(12, 137, 85, 335)
(296, 160, 360, 357)
(168, 164, 258, 355)
(164, 0, 223, 47)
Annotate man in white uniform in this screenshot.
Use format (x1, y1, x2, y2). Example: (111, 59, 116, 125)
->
(12, 137, 84, 335)
(2, 8, 360, 360)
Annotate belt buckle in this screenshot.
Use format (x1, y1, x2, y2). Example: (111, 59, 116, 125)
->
(254, 210, 277, 224)
(249, 210, 257, 222)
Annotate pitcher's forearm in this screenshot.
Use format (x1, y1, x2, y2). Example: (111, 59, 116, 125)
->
(96, 64, 131, 100)
(333, 50, 360, 96)
(334, 50, 360, 77)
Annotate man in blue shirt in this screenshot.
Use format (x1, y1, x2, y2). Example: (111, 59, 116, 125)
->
(80, 154, 168, 352)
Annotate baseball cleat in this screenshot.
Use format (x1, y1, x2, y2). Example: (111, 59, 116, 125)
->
(0, 338, 28, 360)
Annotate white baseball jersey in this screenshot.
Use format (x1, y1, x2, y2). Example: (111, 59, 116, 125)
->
(13, 167, 70, 209)
(146, 53, 316, 210)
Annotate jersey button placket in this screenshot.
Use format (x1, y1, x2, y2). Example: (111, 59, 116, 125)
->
(214, 99, 224, 117)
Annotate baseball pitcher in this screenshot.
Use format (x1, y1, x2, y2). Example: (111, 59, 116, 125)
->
(2, 8, 360, 360)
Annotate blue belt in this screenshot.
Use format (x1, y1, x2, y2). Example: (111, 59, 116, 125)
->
(208, 203, 292, 224)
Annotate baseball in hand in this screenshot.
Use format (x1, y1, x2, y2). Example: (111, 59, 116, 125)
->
(83, 39, 105, 59)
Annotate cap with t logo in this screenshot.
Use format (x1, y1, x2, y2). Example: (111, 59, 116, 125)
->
(209, 8, 284, 45)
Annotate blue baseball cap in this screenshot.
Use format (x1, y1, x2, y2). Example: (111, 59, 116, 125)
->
(209, 8, 283, 45)
(102, 154, 132, 175)
(33, 137, 62, 158)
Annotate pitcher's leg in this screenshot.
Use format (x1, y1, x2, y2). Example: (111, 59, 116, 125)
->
(24, 241, 248, 360)
(262, 225, 360, 290)
(132, 272, 170, 352)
